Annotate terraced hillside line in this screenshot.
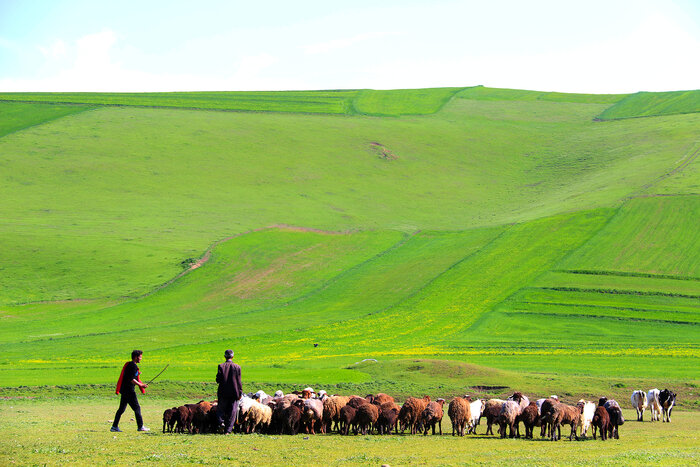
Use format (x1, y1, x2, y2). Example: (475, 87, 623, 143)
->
(625, 141, 700, 199)
(556, 269, 700, 282)
(0, 101, 94, 139)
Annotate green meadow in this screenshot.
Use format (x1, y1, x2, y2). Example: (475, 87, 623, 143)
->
(0, 86, 699, 463)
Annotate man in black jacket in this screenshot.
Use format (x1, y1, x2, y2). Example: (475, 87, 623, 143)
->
(111, 349, 149, 432)
(216, 349, 242, 434)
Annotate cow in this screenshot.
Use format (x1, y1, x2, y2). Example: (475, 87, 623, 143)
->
(659, 389, 676, 423)
(630, 390, 648, 421)
(647, 389, 661, 422)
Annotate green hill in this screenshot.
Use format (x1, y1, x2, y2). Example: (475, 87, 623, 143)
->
(0, 87, 698, 401)
(598, 89, 700, 120)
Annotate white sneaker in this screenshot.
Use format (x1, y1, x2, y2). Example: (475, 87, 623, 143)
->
(138, 426, 150, 432)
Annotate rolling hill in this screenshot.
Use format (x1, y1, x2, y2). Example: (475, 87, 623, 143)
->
(0, 87, 698, 403)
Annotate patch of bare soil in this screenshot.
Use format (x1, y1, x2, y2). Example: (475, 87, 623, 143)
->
(369, 142, 399, 160)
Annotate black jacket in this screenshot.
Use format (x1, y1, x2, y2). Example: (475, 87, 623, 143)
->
(216, 361, 242, 399)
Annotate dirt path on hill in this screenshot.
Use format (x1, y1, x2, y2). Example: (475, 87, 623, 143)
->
(626, 141, 700, 199)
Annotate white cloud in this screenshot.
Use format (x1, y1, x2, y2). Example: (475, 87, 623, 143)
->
(38, 39, 67, 60)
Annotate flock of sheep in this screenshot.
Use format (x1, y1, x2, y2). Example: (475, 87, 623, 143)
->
(162, 387, 678, 441)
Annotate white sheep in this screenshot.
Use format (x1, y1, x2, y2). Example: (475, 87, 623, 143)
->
(468, 399, 484, 434)
(577, 400, 596, 437)
(647, 389, 661, 422)
(631, 390, 648, 421)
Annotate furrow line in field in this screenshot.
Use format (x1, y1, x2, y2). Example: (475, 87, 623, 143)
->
(554, 269, 700, 282)
(536, 286, 700, 299)
(502, 310, 700, 326)
(514, 300, 700, 316)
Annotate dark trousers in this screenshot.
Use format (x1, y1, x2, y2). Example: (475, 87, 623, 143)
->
(217, 397, 239, 434)
(113, 391, 143, 429)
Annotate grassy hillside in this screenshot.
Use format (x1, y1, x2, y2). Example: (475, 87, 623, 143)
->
(0, 87, 698, 405)
(598, 89, 700, 120)
(0, 101, 92, 137)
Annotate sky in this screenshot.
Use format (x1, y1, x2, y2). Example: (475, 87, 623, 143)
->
(0, 0, 698, 93)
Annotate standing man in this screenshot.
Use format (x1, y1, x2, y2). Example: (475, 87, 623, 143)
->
(111, 349, 149, 432)
(216, 349, 242, 434)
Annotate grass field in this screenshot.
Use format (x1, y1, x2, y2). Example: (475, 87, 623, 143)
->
(0, 86, 699, 463)
(598, 90, 700, 120)
(0, 398, 697, 466)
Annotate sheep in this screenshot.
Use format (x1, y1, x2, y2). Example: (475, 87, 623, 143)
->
(517, 402, 539, 439)
(347, 396, 369, 409)
(603, 399, 624, 439)
(398, 396, 431, 434)
(498, 400, 521, 438)
(448, 397, 471, 436)
(631, 390, 648, 421)
(419, 399, 445, 436)
(648, 388, 661, 422)
(323, 395, 350, 433)
(577, 400, 596, 438)
(301, 398, 324, 434)
(372, 393, 395, 405)
(339, 405, 357, 435)
(356, 403, 380, 435)
(468, 398, 484, 434)
(482, 399, 506, 436)
(244, 400, 273, 433)
(538, 398, 558, 438)
(377, 402, 400, 435)
(174, 405, 192, 433)
(162, 407, 178, 433)
(282, 400, 303, 435)
(550, 403, 581, 441)
(591, 406, 610, 441)
(507, 392, 530, 413)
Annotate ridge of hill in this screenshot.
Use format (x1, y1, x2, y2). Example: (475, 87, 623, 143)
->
(597, 89, 700, 120)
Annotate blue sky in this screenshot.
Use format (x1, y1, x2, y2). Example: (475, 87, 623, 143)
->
(0, 0, 698, 93)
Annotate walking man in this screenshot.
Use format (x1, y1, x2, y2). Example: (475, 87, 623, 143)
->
(111, 349, 149, 432)
(216, 349, 242, 434)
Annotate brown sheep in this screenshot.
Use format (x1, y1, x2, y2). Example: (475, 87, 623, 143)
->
(377, 402, 400, 435)
(347, 396, 369, 409)
(448, 397, 471, 436)
(339, 405, 357, 435)
(301, 398, 324, 435)
(550, 403, 581, 441)
(419, 399, 445, 436)
(398, 396, 431, 434)
(282, 401, 303, 435)
(592, 406, 610, 441)
(539, 398, 558, 438)
(175, 405, 193, 433)
(162, 407, 178, 433)
(356, 403, 380, 435)
(482, 399, 506, 436)
(323, 395, 350, 433)
(517, 402, 539, 439)
(372, 393, 395, 405)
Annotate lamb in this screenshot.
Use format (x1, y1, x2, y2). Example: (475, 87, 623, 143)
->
(282, 400, 303, 435)
(301, 398, 324, 434)
(323, 395, 350, 433)
(448, 396, 471, 436)
(162, 407, 178, 433)
(507, 392, 530, 413)
(174, 405, 192, 433)
(516, 402, 539, 439)
(339, 405, 357, 435)
(577, 400, 596, 438)
(468, 398, 484, 434)
(647, 388, 661, 422)
(398, 396, 431, 434)
(550, 403, 581, 441)
(245, 400, 273, 433)
(538, 398, 558, 438)
(377, 402, 400, 435)
(482, 399, 506, 436)
(631, 390, 648, 421)
(591, 405, 610, 441)
(356, 402, 380, 435)
(498, 400, 521, 438)
(603, 399, 624, 439)
(419, 399, 445, 436)
(372, 393, 395, 405)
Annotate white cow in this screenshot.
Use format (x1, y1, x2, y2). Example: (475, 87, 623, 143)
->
(647, 389, 661, 422)
(631, 390, 648, 421)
